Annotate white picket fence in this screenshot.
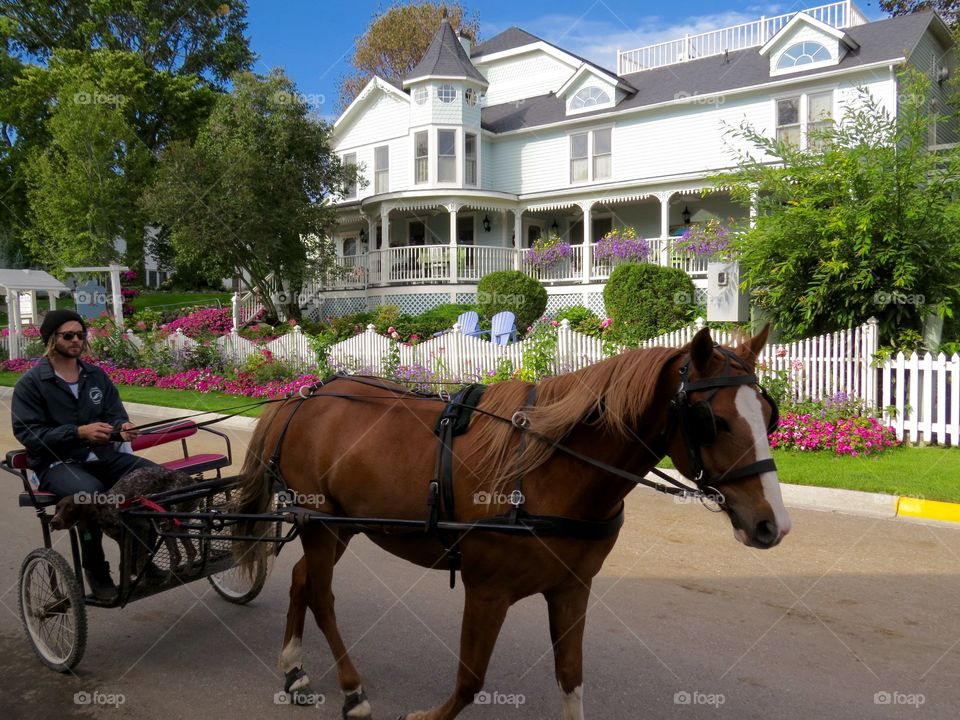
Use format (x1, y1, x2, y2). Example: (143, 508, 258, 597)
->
(882, 352, 960, 446)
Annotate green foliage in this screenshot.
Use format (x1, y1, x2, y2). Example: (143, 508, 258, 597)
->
(326, 311, 376, 341)
(143, 69, 354, 322)
(553, 306, 603, 337)
(717, 72, 960, 343)
(518, 319, 557, 382)
(603, 262, 696, 345)
(339, 1, 481, 109)
(476, 271, 547, 332)
(391, 303, 474, 339)
(237, 348, 299, 384)
(880, 0, 959, 29)
(90, 323, 140, 367)
(373, 304, 402, 329)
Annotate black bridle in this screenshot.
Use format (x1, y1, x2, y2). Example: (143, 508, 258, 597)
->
(667, 346, 780, 509)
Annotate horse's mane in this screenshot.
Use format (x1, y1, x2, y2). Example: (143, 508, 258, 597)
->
(471, 346, 681, 488)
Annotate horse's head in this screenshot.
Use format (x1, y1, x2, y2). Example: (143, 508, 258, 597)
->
(664, 326, 791, 549)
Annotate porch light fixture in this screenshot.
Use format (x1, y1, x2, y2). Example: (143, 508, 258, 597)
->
(681, 205, 692, 225)
(551, 220, 559, 234)
(482, 214, 491, 232)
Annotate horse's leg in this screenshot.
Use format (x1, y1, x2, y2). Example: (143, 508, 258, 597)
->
(299, 529, 371, 718)
(545, 581, 591, 720)
(278, 554, 312, 695)
(403, 587, 511, 720)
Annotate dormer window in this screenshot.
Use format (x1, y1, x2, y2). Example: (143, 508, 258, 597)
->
(777, 41, 831, 70)
(413, 87, 429, 105)
(570, 86, 611, 110)
(464, 88, 478, 106)
(436, 84, 457, 103)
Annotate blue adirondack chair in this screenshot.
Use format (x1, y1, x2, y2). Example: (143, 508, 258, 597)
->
(488, 311, 518, 345)
(434, 310, 481, 337)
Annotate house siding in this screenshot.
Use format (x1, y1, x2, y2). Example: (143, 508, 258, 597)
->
(908, 32, 959, 144)
(476, 51, 575, 106)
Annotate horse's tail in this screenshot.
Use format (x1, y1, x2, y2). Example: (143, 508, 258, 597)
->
(232, 401, 284, 577)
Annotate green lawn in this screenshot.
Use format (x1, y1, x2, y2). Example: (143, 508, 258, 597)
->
(659, 447, 960, 503)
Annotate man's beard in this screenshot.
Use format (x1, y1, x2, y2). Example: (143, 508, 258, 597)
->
(54, 344, 82, 359)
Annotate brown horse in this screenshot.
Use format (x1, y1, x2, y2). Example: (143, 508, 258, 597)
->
(236, 326, 790, 719)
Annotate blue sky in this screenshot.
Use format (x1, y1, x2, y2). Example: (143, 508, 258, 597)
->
(246, 0, 889, 119)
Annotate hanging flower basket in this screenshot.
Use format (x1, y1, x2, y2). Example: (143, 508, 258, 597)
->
(594, 226, 649, 262)
(524, 234, 573, 269)
(674, 218, 734, 260)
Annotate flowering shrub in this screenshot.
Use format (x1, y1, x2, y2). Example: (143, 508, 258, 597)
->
(524, 234, 573, 269)
(594, 227, 649, 263)
(770, 412, 899, 456)
(675, 219, 733, 259)
(161, 307, 232, 339)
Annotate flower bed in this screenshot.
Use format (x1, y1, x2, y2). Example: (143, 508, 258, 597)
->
(769, 412, 900, 457)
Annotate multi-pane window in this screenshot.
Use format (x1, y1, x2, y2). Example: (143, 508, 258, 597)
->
(777, 42, 831, 71)
(438, 129, 457, 183)
(374, 145, 389, 194)
(465, 88, 478, 106)
(437, 84, 457, 103)
(343, 152, 356, 199)
(343, 237, 357, 256)
(593, 129, 611, 180)
(414, 131, 428, 184)
(464, 133, 477, 186)
(570, 133, 589, 183)
(457, 216, 474, 245)
(571, 86, 611, 110)
(570, 129, 611, 183)
(413, 87, 428, 105)
(777, 91, 833, 148)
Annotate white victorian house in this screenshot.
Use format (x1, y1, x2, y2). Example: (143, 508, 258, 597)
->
(312, 1, 955, 320)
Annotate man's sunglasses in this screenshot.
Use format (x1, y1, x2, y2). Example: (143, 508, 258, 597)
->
(56, 331, 86, 341)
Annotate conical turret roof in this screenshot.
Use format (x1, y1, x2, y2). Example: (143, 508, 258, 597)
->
(403, 15, 488, 87)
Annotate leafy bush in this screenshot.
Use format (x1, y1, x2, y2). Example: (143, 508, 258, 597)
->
(476, 271, 547, 332)
(237, 348, 301, 384)
(553, 306, 603, 337)
(326, 311, 376, 341)
(392, 303, 474, 340)
(603, 263, 696, 345)
(89, 323, 141, 368)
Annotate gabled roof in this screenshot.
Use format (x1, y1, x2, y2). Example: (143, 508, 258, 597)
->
(404, 16, 488, 87)
(480, 12, 942, 135)
(758, 11, 859, 56)
(334, 76, 409, 132)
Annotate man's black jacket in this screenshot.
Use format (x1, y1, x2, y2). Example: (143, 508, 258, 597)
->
(11, 358, 130, 473)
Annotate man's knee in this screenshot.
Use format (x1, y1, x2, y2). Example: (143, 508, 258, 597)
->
(39, 464, 105, 497)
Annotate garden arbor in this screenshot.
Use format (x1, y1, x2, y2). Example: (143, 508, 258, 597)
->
(0, 270, 71, 359)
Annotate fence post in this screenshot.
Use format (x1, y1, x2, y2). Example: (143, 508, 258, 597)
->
(862, 317, 880, 409)
(231, 292, 240, 333)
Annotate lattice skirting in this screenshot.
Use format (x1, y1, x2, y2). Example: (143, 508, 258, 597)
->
(546, 293, 607, 318)
(316, 297, 368, 319)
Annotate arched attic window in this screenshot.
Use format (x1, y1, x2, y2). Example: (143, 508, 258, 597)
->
(570, 86, 611, 110)
(776, 41, 831, 70)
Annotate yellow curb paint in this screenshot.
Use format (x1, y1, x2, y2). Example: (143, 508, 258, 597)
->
(897, 497, 960, 524)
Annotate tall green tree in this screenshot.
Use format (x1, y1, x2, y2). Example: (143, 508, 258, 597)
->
(338, 1, 480, 110)
(143, 70, 356, 321)
(717, 73, 960, 343)
(0, 0, 253, 86)
(0, 18, 29, 265)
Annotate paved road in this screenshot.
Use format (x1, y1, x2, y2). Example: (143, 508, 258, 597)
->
(1, 408, 959, 719)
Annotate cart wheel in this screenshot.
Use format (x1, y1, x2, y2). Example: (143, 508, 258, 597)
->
(208, 554, 268, 605)
(18, 548, 87, 672)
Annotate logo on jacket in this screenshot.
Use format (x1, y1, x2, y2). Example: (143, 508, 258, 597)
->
(89, 388, 103, 404)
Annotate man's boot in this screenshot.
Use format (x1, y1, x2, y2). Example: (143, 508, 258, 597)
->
(80, 525, 117, 601)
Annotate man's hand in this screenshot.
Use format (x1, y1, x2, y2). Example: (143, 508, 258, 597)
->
(77, 422, 115, 445)
(119, 422, 139, 442)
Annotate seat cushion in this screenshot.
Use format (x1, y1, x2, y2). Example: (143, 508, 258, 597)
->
(20, 490, 58, 508)
(161, 454, 229, 476)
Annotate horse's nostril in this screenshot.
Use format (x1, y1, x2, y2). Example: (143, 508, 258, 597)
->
(755, 520, 779, 546)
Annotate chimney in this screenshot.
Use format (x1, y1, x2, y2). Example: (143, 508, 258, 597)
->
(458, 31, 472, 55)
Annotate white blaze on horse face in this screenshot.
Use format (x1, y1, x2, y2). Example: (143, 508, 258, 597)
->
(734, 386, 792, 538)
(559, 683, 584, 720)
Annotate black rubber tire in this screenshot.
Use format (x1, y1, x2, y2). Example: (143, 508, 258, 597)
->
(18, 548, 87, 672)
(208, 553, 268, 604)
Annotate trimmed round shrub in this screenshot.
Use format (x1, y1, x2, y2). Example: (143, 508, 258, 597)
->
(476, 271, 547, 332)
(603, 262, 696, 345)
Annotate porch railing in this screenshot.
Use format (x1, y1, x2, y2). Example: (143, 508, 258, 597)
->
(316, 239, 711, 291)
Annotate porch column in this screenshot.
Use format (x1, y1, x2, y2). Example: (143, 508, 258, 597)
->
(579, 200, 594, 284)
(380, 206, 391, 247)
(500, 209, 508, 247)
(513, 208, 523, 270)
(656, 191, 673, 267)
(9, 291, 21, 359)
(48, 291, 58, 311)
(447, 203, 460, 284)
(366, 213, 377, 286)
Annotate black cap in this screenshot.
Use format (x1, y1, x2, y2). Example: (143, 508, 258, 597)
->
(40, 310, 87, 345)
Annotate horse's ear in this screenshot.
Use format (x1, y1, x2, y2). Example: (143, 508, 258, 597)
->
(690, 327, 714, 372)
(738, 324, 771, 366)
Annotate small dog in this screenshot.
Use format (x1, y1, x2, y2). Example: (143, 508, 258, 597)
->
(51, 466, 200, 575)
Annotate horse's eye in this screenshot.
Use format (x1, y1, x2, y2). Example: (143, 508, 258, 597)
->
(714, 417, 730, 433)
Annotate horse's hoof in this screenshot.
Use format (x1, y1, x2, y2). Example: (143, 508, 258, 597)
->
(342, 688, 371, 718)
